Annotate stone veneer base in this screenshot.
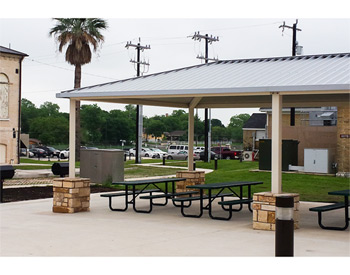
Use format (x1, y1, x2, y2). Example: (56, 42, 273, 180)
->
(253, 192, 300, 231)
(175, 171, 205, 193)
(52, 178, 90, 213)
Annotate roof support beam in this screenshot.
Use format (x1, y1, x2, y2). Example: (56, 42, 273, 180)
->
(189, 97, 202, 109)
(188, 105, 195, 171)
(69, 99, 76, 178)
(271, 93, 282, 194)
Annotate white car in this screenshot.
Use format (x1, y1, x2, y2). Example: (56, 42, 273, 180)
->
(129, 148, 156, 158)
(60, 149, 69, 159)
(150, 148, 168, 159)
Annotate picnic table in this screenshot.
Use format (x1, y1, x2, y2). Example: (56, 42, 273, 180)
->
(172, 181, 263, 220)
(309, 189, 349, 230)
(100, 178, 198, 213)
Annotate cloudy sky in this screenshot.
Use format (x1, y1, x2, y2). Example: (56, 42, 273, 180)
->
(1, 1, 349, 126)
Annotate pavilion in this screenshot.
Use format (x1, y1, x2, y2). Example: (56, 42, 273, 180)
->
(57, 52, 350, 195)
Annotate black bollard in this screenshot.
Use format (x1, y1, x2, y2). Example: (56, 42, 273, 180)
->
(193, 161, 196, 171)
(163, 155, 166, 166)
(214, 157, 218, 170)
(275, 196, 294, 257)
(0, 180, 3, 203)
(124, 153, 127, 161)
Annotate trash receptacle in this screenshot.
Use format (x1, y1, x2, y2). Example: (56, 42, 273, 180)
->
(52, 162, 69, 177)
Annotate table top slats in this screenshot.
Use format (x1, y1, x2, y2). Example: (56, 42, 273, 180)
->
(113, 177, 186, 186)
(188, 181, 263, 190)
(328, 189, 350, 196)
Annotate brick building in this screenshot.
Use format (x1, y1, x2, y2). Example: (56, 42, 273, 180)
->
(0, 46, 27, 164)
(243, 107, 349, 174)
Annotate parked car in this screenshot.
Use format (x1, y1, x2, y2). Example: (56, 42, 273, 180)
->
(20, 148, 27, 156)
(167, 150, 200, 161)
(129, 148, 156, 158)
(29, 148, 47, 158)
(37, 146, 60, 157)
(150, 148, 168, 158)
(211, 146, 242, 160)
(60, 149, 69, 159)
(167, 144, 189, 154)
(199, 151, 218, 161)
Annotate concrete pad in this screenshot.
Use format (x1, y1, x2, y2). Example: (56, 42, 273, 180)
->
(0, 194, 349, 257)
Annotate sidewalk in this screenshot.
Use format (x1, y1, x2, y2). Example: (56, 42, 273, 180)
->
(0, 193, 349, 257)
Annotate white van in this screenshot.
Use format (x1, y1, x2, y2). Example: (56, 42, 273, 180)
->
(168, 145, 189, 154)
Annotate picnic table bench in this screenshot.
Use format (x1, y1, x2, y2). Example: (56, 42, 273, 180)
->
(173, 181, 263, 220)
(101, 177, 189, 213)
(309, 189, 349, 230)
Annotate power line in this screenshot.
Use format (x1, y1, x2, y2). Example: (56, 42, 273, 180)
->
(198, 21, 283, 33)
(125, 37, 151, 164)
(25, 58, 118, 81)
(191, 31, 219, 163)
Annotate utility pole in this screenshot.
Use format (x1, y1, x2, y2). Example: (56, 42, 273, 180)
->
(279, 20, 302, 126)
(192, 32, 219, 162)
(126, 38, 150, 163)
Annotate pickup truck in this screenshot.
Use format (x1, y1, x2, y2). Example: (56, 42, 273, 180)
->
(211, 146, 242, 160)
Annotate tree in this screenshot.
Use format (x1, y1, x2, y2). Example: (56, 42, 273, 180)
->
(29, 116, 69, 145)
(227, 113, 251, 141)
(21, 99, 39, 133)
(39, 102, 60, 117)
(50, 18, 108, 160)
(145, 119, 165, 140)
(80, 104, 106, 144)
(211, 118, 224, 128)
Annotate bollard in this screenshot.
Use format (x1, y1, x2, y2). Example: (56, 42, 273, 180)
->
(163, 155, 166, 165)
(214, 157, 218, 170)
(0, 180, 3, 203)
(124, 153, 127, 161)
(193, 161, 196, 171)
(275, 196, 294, 257)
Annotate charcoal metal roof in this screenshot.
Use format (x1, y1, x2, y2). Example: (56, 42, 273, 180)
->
(243, 113, 267, 129)
(0, 46, 28, 57)
(56, 53, 350, 108)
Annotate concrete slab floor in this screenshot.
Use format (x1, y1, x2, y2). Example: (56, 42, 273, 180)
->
(0, 193, 349, 257)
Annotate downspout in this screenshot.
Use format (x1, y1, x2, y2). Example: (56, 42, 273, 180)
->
(17, 56, 24, 164)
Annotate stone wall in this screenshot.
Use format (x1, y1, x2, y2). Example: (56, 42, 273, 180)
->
(53, 178, 90, 213)
(253, 192, 300, 231)
(175, 171, 205, 193)
(336, 105, 350, 174)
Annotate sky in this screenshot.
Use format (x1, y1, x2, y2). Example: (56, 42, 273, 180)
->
(1, 1, 349, 126)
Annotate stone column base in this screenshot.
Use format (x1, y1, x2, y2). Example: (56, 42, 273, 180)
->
(53, 178, 90, 213)
(175, 171, 205, 193)
(252, 192, 300, 231)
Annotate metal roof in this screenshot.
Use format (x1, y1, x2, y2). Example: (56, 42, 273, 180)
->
(242, 113, 267, 129)
(57, 53, 350, 108)
(0, 46, 28, 57)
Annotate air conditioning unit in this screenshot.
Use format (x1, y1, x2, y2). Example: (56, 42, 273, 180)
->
(243, 151, 254, 161)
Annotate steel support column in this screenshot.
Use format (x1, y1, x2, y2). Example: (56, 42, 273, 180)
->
(69, 99, 76, 178)
(271, 93, 282, 194)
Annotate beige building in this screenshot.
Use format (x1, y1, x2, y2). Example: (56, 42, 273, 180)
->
(0, 46, 27, 164)
(258, 107, 349, 174)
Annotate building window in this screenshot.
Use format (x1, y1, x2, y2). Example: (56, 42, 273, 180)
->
(0, 73, 9, 119)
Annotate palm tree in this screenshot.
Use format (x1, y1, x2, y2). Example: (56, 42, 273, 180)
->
(50, 18, 108, 160)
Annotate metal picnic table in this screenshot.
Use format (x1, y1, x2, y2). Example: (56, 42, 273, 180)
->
(173, 181, 263, 220)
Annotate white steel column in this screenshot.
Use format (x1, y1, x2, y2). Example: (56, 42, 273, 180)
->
(188, 106, 194, 171)
(188, 97, 201, 171)
(69, 99, 76, 178)
(271, 93, 282, 194)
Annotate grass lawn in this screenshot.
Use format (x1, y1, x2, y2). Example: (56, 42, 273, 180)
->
(18, 157, 349, 203)
(195, 160, 349, 203)
(20, 158, 80, 167)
